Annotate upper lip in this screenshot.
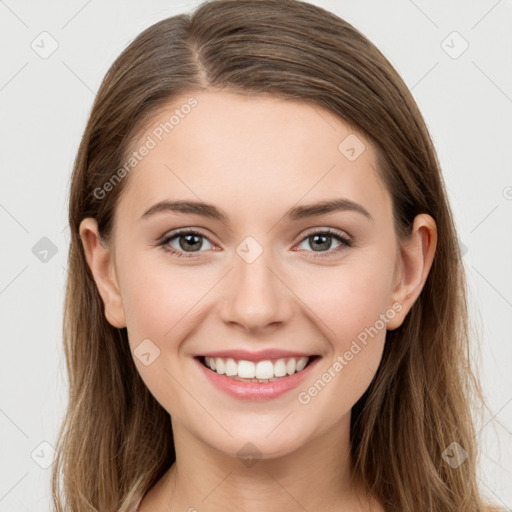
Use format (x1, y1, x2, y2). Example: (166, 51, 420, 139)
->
(196, 349, 318, 362)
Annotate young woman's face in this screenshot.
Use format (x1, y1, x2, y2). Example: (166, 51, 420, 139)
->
(85, 90, 431, 461)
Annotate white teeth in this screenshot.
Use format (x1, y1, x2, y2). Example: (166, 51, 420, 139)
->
(274, 359, 287, 377)
(215, 358, 225, 375)
(225, 358, 237, 376)
(255, 360, 274, 379)
(203, 356, 311, 380)
(238, 360, 255, 378)
(296, 357, 308, 372)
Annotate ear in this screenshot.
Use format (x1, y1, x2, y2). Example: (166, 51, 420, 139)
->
(386, 214, 437, 330)
(79, 218, 126, 328)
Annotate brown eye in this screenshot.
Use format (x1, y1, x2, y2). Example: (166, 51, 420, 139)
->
(159, 230, 214, 257)
(296, 229, 352, 257)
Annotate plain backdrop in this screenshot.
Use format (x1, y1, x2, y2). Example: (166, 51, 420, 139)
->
(1, 0, 511, 510)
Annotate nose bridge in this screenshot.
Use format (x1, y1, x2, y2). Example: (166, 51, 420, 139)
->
(220, 236, 291, 331)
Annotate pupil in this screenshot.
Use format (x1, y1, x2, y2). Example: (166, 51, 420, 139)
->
(179, 234, 201, 251)
(311, 234, 331, 251)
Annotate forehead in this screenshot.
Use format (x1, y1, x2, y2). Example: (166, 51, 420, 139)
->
(116, 91, 391, 225)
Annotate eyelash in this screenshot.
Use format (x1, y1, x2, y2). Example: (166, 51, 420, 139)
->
(157, 228, 352, 260)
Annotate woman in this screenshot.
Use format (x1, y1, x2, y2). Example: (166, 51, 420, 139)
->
(52, 0, 504, 510)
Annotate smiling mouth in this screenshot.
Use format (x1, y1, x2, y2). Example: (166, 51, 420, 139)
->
(196, 355, 320, 383)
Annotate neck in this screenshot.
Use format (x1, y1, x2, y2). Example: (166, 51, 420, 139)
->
(139, 412, 383, 512)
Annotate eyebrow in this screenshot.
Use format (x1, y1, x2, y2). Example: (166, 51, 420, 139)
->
(139, 198, 373, 223)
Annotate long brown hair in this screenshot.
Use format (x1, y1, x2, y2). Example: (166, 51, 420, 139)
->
(52, 0, 503, 510)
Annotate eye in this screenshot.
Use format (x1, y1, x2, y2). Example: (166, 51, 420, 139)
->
(295, 228, 352, 258)
(157, 227, 352, 259)
(158, 229, 214, 258)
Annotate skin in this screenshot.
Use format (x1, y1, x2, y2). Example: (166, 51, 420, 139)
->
(80, 91, 437, 511)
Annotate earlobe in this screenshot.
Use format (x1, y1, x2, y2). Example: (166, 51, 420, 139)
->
(386, 214, 437, 330)
(79, 218, 127, 329)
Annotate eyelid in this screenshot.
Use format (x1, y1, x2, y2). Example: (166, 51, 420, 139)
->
(160, 227, 212, 241)
(294, 226, 352, 246)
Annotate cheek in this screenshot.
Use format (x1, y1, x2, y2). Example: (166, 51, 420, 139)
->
(118, 252, 219, 352)
(292, 251, 395, 345)
(294, 262, 391, 425)
(117, 256, 213, 410)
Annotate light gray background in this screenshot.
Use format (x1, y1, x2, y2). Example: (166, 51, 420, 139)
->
(1, 0, 511, 510)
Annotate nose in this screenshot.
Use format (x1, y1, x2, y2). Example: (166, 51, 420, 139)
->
(219, 245, 293, 334)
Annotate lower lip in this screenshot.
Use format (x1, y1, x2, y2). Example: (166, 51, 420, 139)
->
(195, 356, 320, 401)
